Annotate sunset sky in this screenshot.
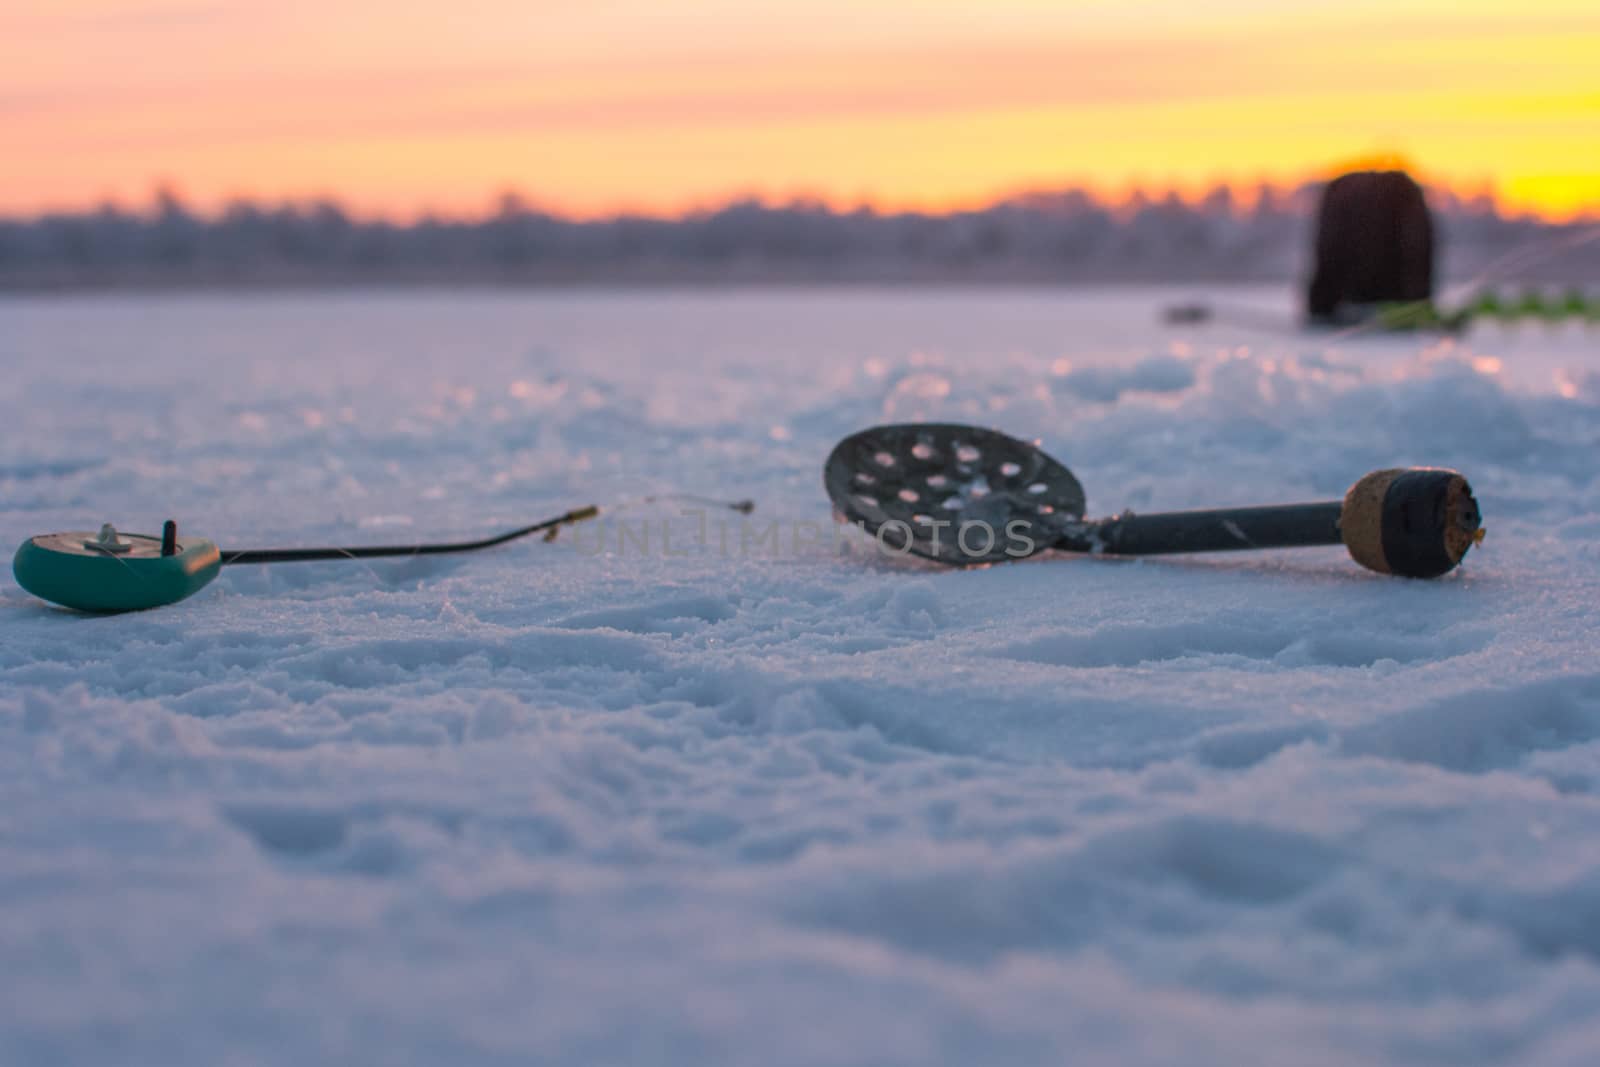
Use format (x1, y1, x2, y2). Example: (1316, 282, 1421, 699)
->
(3, 0, 1597, 219)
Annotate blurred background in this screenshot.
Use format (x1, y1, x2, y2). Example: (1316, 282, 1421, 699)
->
(2, 0, 1596, 289)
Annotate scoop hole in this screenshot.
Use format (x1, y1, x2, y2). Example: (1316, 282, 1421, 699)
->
(897, 488, 920, 503)
(854, 472, 877, 486)
(925, 474, 949, 489)
(1026, 482, 1048, 495)
(941, 497, 965, 511)
(911, 443, 936, 460)
(955, 445, 981, 463)
(873, 451, 897, 468)
(999, 461, 1022, 477)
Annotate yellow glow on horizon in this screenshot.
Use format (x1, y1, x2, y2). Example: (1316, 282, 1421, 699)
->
(1, 1, 1596, 220)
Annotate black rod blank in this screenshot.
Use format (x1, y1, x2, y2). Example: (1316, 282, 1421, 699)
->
(220, 507, 599, 565)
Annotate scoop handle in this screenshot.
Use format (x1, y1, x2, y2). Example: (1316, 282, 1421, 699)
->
(1054, 468, 1481, 578)
(1061, 502, 1343, 556)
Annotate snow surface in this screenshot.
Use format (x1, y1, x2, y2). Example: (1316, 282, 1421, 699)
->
(3, 286, 1600, 1065)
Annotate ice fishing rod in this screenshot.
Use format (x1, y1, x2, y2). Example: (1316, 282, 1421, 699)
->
(1162, 223, 1600, 338)
(825, 423, 1483, 578)
(12, 494, 755, 613)
(1161, 288, 1600, 337)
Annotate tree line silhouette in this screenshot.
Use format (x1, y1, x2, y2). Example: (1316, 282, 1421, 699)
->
(1, 183, 1592, 289)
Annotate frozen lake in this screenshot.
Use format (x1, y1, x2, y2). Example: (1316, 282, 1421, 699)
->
(3, 286, 1600, 1065)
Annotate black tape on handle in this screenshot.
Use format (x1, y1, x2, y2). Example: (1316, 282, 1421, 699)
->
(1379, 470, 1470, 580)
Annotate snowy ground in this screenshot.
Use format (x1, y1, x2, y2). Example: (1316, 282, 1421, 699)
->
(3, 286, 1600, 1065)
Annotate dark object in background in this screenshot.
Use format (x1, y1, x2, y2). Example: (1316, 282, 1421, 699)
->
(1306, 171, 1434, 325)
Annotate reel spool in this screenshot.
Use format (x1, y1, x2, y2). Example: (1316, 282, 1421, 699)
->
(13, 522, 221, 613)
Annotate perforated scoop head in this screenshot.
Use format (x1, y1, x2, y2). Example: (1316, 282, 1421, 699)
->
(824, 423, 1085, 565)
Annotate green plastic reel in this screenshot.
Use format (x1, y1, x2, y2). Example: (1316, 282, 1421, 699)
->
(13, 525, 221, 613)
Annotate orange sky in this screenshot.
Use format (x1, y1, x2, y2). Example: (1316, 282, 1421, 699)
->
(2, 0, 1597, 219)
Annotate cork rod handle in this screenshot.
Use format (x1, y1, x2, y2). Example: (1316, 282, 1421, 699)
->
(1340, 468, 1483, 578)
